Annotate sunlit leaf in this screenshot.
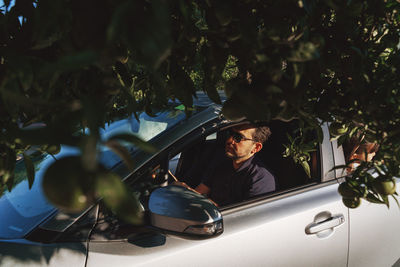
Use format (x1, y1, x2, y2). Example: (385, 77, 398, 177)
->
(382, 195, 390, 208)
(301, 161, 311, 178)
(114, 61, 131, 87)
(44, 144, 61, 155)
(287, 42, 319, 62)
(365, 193, 384, 204)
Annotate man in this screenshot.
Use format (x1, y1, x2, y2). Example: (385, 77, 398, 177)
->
(195, 123, 276, 206)
(343, 134, 379, 173)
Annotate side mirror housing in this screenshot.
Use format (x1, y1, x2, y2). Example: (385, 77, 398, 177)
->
(148, 185, 223, 238)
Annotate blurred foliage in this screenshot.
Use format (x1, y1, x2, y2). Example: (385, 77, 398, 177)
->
(1, 0, 400, 219)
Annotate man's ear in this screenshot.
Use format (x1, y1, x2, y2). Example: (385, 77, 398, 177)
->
(253, 142, 263, 153)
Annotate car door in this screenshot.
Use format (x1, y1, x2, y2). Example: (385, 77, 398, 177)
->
(332, 144, 400, 267)
(188, 182, 348, 267)
(86, 121, 349, 267)
(147, 122, 348, 267)
(87, 187, 348, 267)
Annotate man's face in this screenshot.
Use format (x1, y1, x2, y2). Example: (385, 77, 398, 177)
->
(225, 126, 259, 161)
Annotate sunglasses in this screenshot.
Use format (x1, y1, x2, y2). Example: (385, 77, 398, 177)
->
(227, 130, 256, 143)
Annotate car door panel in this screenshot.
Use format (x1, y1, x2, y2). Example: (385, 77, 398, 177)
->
(87, 182, 348, 267)
(183, 183, 348, 267)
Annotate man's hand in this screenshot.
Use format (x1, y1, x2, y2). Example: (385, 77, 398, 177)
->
(195, 183, 211, 196)
(172, 181, 218, 207)
(172, 181, 201, 194)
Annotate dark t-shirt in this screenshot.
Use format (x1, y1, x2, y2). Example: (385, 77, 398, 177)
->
(203, 155, 276, 206)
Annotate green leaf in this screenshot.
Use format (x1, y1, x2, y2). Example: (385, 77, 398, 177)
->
(337, 134, 347, 147)
(170, 62, 196, 111)
(301, 161, 311, 178)
(391, 195, 400, 209)
(174, 104, 185, 111)
(382, 195, 390, 208)
(349, 126, 360, 138)
(1, 149, 16, 192)
(316, 125, 324, 144)
(45, 51, 98, 73)
(204, 86, 222, 105)
(114, 61, 132, 88)
(23, 153, 35, 189)
(293, 63, 302, 88)
(331, 164, 348, 170)
(5, 174, 14, 192)
(104, 140, 135, 171)
(11, 126, 82, 147)
(95, 172, 144, 225)
(81, 135, 98, 172)
(221, 96, 246, 121)
(44, 144, 61, 155)
(287, 42, 319, 62)
(365, 193, 385, 204)
(42, 156, 96, 213)
(120, 87, 138, 116)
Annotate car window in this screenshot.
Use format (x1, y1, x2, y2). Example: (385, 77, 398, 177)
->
(170, 120, 321, 207)
(257, 120, 320, 191)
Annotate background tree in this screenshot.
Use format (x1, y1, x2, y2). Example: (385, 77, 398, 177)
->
(1, 0, 400, 221)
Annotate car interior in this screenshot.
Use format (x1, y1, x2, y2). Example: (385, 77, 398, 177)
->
(173, 120, 320, 202)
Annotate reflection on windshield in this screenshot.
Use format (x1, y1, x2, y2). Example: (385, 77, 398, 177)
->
(0, 104, 189, 239)
(99, 107, 186, 169)
(0, 155, 56, 239)
(101, 108, 186, 141)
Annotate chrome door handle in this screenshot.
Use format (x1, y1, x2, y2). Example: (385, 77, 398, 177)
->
(305, 214, 345, 235)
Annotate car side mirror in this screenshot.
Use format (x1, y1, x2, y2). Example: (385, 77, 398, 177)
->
(148, 185, 223, 238)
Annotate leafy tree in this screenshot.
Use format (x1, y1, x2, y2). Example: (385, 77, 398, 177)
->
(1, 0, 400, 222)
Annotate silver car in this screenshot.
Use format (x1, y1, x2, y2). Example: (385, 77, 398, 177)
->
(1, 95, 400, 267)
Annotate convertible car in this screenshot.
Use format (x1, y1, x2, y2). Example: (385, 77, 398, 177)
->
(1, 93, 400, 267)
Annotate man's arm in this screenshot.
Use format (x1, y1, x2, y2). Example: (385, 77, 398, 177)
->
(171, 181, 210, 196)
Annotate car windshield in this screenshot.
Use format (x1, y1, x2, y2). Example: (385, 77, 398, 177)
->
(98, 104, 188, 169)
(0, 103, 195, 239)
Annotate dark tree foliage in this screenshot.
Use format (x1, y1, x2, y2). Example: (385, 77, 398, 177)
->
(1, 0, 400, 221)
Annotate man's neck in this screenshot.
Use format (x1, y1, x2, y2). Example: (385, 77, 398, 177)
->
(232, 156, 253, 170)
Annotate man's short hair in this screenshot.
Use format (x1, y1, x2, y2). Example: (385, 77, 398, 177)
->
(252, 125, 271, 144)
